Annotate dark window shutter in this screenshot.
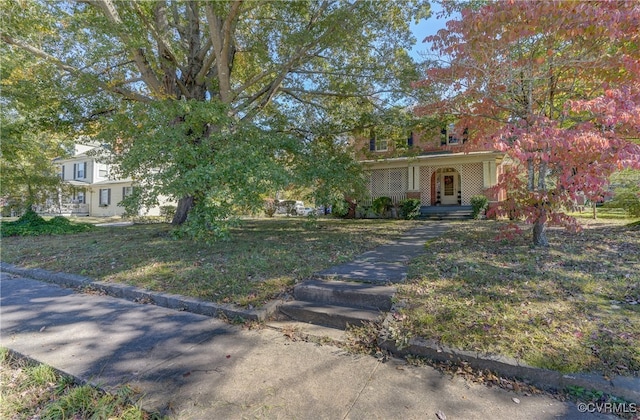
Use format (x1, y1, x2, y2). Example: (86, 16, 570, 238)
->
(61, 165, 65, 180)
(408, 132, 414, 147)
(369, 137, 375, 151)
(122, 187, 126, 199)
(108, 189, 111, 205)
(73, 163, 77, 179)
(463, 128, 469, 143)
(440, 128, 447, 146)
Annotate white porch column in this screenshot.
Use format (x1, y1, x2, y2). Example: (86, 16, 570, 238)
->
(483, 160, 497, 188)
(408, 165, 420, 191)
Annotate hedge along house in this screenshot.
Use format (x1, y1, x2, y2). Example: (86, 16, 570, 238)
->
(355, 125, 506, 212)
(42, 141, 167, 217)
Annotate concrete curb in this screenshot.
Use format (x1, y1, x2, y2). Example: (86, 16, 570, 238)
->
(0, 262, 280, 323)
(3, 262, 638, 404)
(379, 313, 640, 404)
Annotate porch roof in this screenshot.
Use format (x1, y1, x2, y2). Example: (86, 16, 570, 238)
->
(359, 150, 501, 164)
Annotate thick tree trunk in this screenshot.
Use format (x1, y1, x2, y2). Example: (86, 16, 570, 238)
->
(172, 195, 195, 225)
(532, 218, 549, 247)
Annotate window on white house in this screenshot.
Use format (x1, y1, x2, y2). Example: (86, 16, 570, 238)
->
(59, 165, 65, 180)
(74, 162, 86, 179)
(98, 164, 109, 178)
(73, 191, 85, 204)
(123, 186, 133, 198)
(99, 188, 111, 206)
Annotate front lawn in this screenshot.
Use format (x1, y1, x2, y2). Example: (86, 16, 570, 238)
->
(398, 216, 640, 377)
(0, 217, 416, 308)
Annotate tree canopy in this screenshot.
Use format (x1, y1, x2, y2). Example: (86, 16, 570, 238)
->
(2, 0, 430, 238)
(416, 0, 640, 245)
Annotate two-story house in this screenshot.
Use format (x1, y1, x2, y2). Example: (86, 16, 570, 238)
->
(43, 142, 165, 217)
(355, 125, 506, 212)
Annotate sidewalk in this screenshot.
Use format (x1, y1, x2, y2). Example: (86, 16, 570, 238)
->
(1, 270, 603, 419)
(316, 221, 451, 283)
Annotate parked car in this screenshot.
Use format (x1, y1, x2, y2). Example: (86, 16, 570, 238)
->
(296, 207, 316, 216)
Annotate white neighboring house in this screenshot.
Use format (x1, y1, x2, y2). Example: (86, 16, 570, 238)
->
(40, 142, 167, 217)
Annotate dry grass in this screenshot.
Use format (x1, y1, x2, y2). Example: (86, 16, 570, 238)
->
(399, 214, 640, 376)
(0, 348, 159, 419)
(0, 217, 416, 308)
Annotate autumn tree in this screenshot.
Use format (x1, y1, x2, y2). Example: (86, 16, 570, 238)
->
(415, 1, 640, 246)
(2, 0, 429, 239)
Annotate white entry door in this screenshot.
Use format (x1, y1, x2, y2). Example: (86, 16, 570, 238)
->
(440, 172, 458, 205)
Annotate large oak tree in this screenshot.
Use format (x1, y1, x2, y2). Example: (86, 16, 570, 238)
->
(2, 0, 429, 238)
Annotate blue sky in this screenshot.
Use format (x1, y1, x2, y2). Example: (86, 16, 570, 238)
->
(409, 3, 450, 60)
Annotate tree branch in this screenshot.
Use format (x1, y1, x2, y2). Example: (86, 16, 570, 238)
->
(1, 34, 151, 102)
(88, 0, 164, 95)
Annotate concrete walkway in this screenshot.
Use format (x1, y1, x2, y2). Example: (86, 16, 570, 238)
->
(316, 221, 451, 283)
(1, 272, 603, 419)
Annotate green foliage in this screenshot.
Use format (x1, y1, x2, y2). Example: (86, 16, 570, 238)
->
(0, 210, 93, 237)
(1, 349, 157, 420)
(605, 171, 640, 217)
(372, 196, 393, 217)
(605, 186, 640, 217)
(329, 199, 351, 218)
(399, 198, 421, 220)
(159, 205, 176, 223)
(3, 0, 428, 241)
(470, 195, 489, 219)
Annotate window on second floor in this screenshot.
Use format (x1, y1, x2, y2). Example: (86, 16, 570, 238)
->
(98, 164, 109, 178)
(369, 137, 388, 152)
(441, 124, 468, 146)
(74, 162, 86, 180)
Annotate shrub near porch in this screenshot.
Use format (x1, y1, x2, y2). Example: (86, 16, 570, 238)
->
(398, 218, 640, 376)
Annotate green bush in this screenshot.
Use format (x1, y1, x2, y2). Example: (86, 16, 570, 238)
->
(605, 185, 640, 217)
(470, 195, 489, 219)
(372, 196, 393, 218)
(399, 198, 421, 220)
(0, 210, 94, 237)
(159, 205, 177, 222)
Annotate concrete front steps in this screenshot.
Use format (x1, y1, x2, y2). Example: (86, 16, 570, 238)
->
(270, 279, 396, 337)
(419, 205, 473, 220)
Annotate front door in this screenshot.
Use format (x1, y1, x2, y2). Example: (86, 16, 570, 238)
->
(440, 173, 458, 205)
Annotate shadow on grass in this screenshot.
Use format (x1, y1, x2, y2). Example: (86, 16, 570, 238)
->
(401, 221, 640, 377)
(0, 218, 416, 308)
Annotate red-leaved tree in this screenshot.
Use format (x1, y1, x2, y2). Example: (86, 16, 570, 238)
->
(415, 1, 640, 246)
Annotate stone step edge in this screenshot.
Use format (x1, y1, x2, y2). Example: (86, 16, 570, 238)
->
(0, 262, 279, 323)
(278, 300, 384, 329)
(294, 279, 396, 310)
(265, 320, 348, 346)
(378, 312, 640, 404)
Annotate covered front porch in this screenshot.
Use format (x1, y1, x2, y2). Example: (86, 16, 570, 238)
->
(363, 151, 505, 210)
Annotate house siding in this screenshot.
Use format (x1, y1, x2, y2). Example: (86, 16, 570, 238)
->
(356, 124, 506, 207)
(46, 142, 169, 218)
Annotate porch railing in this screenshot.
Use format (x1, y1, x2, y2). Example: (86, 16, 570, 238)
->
(38, 203, 90, 216)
